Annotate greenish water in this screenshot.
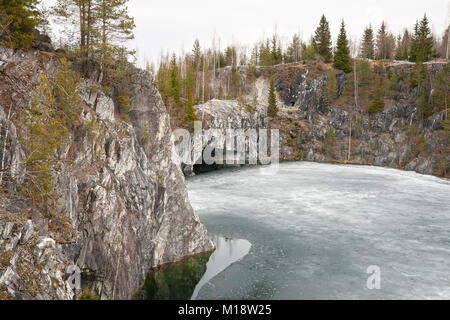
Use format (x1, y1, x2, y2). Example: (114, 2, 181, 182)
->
(138, 236, 251, 300)
(136, 252, 211, 300)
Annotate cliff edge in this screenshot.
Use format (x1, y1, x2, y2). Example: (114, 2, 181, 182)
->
(0, 46, 213, 300)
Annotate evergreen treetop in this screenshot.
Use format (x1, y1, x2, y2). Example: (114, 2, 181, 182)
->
(361, 26, 375, 59)
(334, 20, 352, 73)
(410, 14, 433, 62)
(313, 14, 332, 62)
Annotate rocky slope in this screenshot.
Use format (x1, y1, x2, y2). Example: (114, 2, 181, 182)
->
(184, 61, 449, 178)
(0, 46, 213, 300)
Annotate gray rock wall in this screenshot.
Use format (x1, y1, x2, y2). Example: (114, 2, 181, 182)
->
(0, 47, 213, 300)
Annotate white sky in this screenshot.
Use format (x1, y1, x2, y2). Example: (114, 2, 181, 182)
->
(44, 0, 450, 67)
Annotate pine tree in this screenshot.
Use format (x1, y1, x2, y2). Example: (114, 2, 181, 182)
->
(53, 0, 95, 73)
(53, 0, 135, 76)
(334, 20, 352, 73)
(313, 14, 332, 62)
(361, 26, 375, 59)
(267, 78, 279, 117)
(0, 0, 41, 49)
(20, 60, 84, 211)
(94, 0, 135, 81)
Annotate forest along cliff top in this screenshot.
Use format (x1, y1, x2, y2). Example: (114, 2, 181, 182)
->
(176, 59, 449, 178)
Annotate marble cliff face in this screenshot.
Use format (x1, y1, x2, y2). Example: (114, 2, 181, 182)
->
(0, 46, 213, 300)
(180, 62, 448, 178)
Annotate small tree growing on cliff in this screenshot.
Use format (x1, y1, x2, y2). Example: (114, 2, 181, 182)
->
(368, 75, 385, 113)
(334, 20, 352, 73)
(267, 78, 279, 117)
(20, 60, 104, 213)
(431, 63, 449, 116)
(368, 88, 385, 114)
(327, 70, 338, 102)
(20, 60, 83, 212)
(323, 125, 336, 155)
(183, 104, 198, 131)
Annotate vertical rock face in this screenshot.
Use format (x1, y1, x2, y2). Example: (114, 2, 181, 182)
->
(178, 99, 267, 176)
(183, 62, 448, 178)
(0, 47, 213, 300)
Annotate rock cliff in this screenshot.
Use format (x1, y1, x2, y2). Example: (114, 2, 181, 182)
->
(182, 61, 449, 178)
(0, 46, 213, 300)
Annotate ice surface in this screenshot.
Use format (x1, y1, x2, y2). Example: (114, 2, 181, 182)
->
(187, 162, 450, 300)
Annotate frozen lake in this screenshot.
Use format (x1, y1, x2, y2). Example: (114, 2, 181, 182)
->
(187, 162, 450, 300)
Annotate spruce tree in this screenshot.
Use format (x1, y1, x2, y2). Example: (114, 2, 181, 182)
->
(334, 20, 352, 73)
(313, 14, 332, 62)
(286, 34, 302, 63)
(376, 21, 389, 60)
(169, 54, 180, 105)
(368, 77, 385, 113)
(271, 35, 281, 65)
(260, 39, 273, 66)
(302, 40, 316, 62)
(268, 78, 279, 117)
(0, 0, 41, 49)
(395, 30, 411, 60)
(410, 15, 433, 62)
(361, 26, 375, 59)
(192, 39, 202, 69)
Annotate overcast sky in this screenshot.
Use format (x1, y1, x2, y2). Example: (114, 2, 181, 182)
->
(44, 0, 450, 67)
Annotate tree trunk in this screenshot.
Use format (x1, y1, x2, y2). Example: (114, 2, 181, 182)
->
(202, 58, 205, 103)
